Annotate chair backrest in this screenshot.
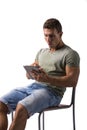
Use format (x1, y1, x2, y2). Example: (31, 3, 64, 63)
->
(60, 86, 76, 105)
(60, 87, 76, 107)
(57, 87, 76, 109)
(71, 87, 76, 106)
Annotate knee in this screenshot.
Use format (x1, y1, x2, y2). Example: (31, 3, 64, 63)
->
(15, 104, 29, 119)
(0, 101, 8, 113)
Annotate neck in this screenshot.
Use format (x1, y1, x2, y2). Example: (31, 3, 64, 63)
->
(56, 41, 64, 49)
(50, 41, 65, 52)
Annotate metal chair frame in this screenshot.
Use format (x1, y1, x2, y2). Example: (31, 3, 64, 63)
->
(38, 87, 76, 130)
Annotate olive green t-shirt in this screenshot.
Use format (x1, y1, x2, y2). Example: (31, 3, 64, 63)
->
(35, 44, 80, 97)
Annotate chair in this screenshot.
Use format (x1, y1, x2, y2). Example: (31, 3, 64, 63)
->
(11, 87, 76, 130)
(38, 87, 76, 130)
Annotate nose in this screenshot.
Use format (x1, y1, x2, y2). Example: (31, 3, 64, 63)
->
(46, 36, 52, 43)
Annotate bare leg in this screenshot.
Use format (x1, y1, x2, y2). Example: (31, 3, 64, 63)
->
(9, 104, 29, 130)
(0, 102, 8, 130)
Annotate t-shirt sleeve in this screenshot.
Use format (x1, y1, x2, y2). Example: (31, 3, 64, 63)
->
(65, 50, 80, 67)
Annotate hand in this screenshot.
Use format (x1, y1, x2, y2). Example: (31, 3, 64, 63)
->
(30, 68, 50, 83)
(26, 72, 31, 79)
(26, 66, 42, 80)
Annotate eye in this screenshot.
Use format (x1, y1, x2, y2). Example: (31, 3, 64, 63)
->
(44, 34, 48, 37)
(44, 34, 55, 38)
(49, 34, 55, 38)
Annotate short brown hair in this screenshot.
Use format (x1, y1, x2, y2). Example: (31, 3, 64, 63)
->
(43, 18, 62, 33)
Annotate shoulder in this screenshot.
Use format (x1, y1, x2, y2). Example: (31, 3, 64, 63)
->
(64, 45, 80, 58)
(64, 45, 80, 66)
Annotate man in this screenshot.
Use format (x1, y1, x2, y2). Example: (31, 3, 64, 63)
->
(0, 18, 80, 130)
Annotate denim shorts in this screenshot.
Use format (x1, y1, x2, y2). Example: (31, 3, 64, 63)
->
(0, 82, 62, 116)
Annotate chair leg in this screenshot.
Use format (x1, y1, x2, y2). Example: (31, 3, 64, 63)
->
(72, 104, 76, 130)
(38, 112, 45, 130)
(38, 105, 76, 130)
(11, 112, 14, 121)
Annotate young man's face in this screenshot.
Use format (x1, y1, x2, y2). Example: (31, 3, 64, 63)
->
(43, 28, 62, 49)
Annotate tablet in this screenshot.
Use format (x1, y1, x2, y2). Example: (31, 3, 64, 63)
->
(23, 65, 41, 79)
(23, 65, 41, 73)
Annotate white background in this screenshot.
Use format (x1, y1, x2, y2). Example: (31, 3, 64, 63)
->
(0, 0, 87, 130)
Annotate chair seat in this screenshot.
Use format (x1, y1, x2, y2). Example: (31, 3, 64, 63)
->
(40, 104, 72, 112)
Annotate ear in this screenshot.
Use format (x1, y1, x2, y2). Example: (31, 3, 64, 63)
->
(59, 32, 63, 37)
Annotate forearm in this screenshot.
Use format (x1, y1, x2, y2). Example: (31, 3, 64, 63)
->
(47, 75, 78, 87)
(47, 66, 80, 88)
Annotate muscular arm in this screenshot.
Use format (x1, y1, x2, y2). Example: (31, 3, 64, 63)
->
(47, 66, 80, 87)
(26, 61, 80, 88)
(32, 65, 80, 88)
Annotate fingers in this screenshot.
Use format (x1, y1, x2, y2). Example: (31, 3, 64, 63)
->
(32, 62, 39, 67)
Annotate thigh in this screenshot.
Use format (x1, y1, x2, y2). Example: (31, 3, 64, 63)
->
(19, 86, 62, 116)
(0, 86, 32, 113)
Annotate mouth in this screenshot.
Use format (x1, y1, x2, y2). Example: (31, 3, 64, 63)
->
(48, 42, 52, 46)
